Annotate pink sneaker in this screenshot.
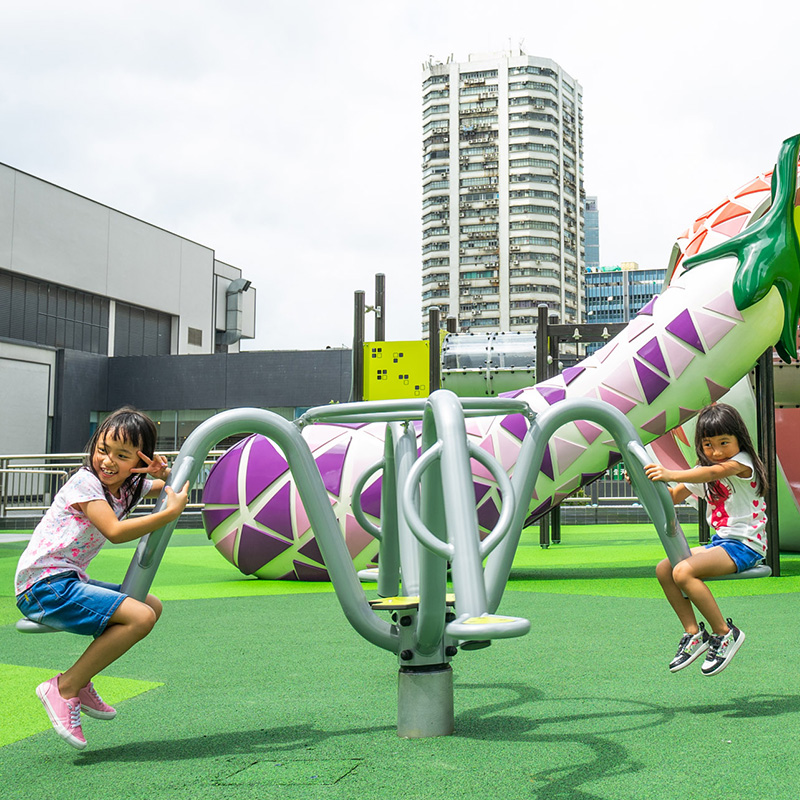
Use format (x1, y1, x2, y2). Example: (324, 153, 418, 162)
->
(35, 675, 86, 749)
(79, 682, 116, 720)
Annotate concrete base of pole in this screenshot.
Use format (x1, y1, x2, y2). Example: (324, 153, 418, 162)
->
(397, 665, 454, 738)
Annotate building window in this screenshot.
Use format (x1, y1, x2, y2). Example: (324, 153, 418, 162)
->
(0, 268, 109, 354)
(114, 302, 172, 356)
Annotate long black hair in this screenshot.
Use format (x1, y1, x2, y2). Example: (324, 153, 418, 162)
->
(84, 407, 158, 515)
(694, 402, 768, 501)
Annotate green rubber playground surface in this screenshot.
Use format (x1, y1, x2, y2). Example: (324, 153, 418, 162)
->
(3, 524, 800, 800)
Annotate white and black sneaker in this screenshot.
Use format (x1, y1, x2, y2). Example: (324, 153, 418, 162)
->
(669, 622, 710, 672)
(701, 618, 745, 676)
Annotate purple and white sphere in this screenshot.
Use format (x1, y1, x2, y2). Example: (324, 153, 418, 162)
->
(202, 424, 385, 580)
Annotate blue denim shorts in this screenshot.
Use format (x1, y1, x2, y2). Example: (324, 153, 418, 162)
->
(705, 534, 764, 573)
(16, 571, 127, 637)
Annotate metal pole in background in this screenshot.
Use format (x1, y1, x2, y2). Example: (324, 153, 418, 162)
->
(548, 332, 562, 545)
(428, 307, 441, 393)
(375, 273, 386, 342)
(446, 316, 457, 334)
(756, 348, 780, 576)
(352, 290, 366, 402)
(536, 304, 550, 548)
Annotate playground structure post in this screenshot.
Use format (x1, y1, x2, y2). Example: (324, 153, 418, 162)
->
(536, 304, 551, 548)
(756, 347, 780, 576)
(375, 273, 386, 341)
(428, 306, 441, 392)
(352, 290, 366, 402)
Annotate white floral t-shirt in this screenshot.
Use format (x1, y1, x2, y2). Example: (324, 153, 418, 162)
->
(683, 451, 767, 557)
(14, 468, 153, 595)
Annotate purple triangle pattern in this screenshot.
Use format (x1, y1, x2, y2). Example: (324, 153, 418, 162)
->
(316, 440, 351, 496)
(706, 378, 729, 402)
(499, 389, 524, 398)
(562, 366, 585, 385)
(540, 445, 554, 480)
(527, 497, 552, 522)
(501, 414, 528, 441)
(575, 420, 603, 444)
(293, 561, 330, 580)
(634, 360, 671, 404)
(641, 411, 668, 436)
(665, 309, 705, 353)
(704, 291, 743, 320)
(203, 445, 243, 505)
(637, 296, 657, 316)
(202, 507, 237, 534)
(537, 385, 566, 405)
(637, 337, 669, 375)
(254, 483, 293, 539)
(474, 483, 491, 503)
(298, 537, 324, 564)
(359, 478, 382, 518)
(245, 436, 289, 506)
(237, 524, 292, 575)
(477, 497, 500, 530)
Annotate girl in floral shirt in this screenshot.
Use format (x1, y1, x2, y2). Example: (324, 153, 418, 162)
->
(645, 403, 768, 678)
(15, 407, 189, 749)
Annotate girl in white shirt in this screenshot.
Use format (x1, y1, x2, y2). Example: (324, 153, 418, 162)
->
(15, 407, 189, 749)
(645, 403, 768, 677)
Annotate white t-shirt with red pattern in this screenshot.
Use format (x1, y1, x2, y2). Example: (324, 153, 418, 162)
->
(14, 468, 153, 595)
(683, 451, 767, 557)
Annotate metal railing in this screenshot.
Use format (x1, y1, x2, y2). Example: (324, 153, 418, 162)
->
(0, 451, 683, 521)
(0, 451, 225, 517)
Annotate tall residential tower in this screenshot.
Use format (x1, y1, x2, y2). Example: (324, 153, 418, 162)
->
(421, 50, 584, 335)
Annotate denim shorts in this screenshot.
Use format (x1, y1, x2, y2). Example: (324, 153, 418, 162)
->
(16, 571, 127, 637)
(705, 534, 764, 573)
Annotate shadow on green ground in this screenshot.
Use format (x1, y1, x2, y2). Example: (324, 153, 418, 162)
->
(4, 525, 800, 800)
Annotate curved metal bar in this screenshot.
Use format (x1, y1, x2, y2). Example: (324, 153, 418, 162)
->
(120, 408, 397, 653)
(374, 426, 400, 599)
(402, 442, 453, 559)
(392, 422, 422, 596)
(300, 397, 531, 426)
(623, 441, 691, 566)
(466, 441, 516, 559)
(351, 458, 385, 540)
(484, 398, 679, 612)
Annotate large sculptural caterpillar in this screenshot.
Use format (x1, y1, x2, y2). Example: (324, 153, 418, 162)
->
(202, 135, 800, 580)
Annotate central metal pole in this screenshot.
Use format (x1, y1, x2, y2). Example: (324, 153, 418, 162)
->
(397, 666, 454, 738)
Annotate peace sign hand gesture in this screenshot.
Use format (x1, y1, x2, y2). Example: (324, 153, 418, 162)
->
(133, 451, 171, 481)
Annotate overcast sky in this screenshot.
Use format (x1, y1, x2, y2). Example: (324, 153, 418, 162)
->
(1, 0, 797, 351)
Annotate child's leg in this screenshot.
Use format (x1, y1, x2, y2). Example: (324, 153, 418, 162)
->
(659, 546, 736, 635)
(57, 595, 161, 699)
(656, 555, 701, 633)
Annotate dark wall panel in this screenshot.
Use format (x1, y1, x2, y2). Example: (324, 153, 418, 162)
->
(52, 350, 108, 452)
(51, 348, 353, 453)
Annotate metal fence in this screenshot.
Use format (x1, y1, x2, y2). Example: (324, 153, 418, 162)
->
(0, 451, 225, 519)
(1, 450, 691, 527)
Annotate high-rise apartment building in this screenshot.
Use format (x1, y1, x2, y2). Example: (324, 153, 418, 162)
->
(421, 49, 584, 335)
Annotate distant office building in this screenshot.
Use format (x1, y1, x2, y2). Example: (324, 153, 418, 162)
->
(421, 49, 584, 335)
(584, 196, 599, 271)
(584, 262, 666, 325)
